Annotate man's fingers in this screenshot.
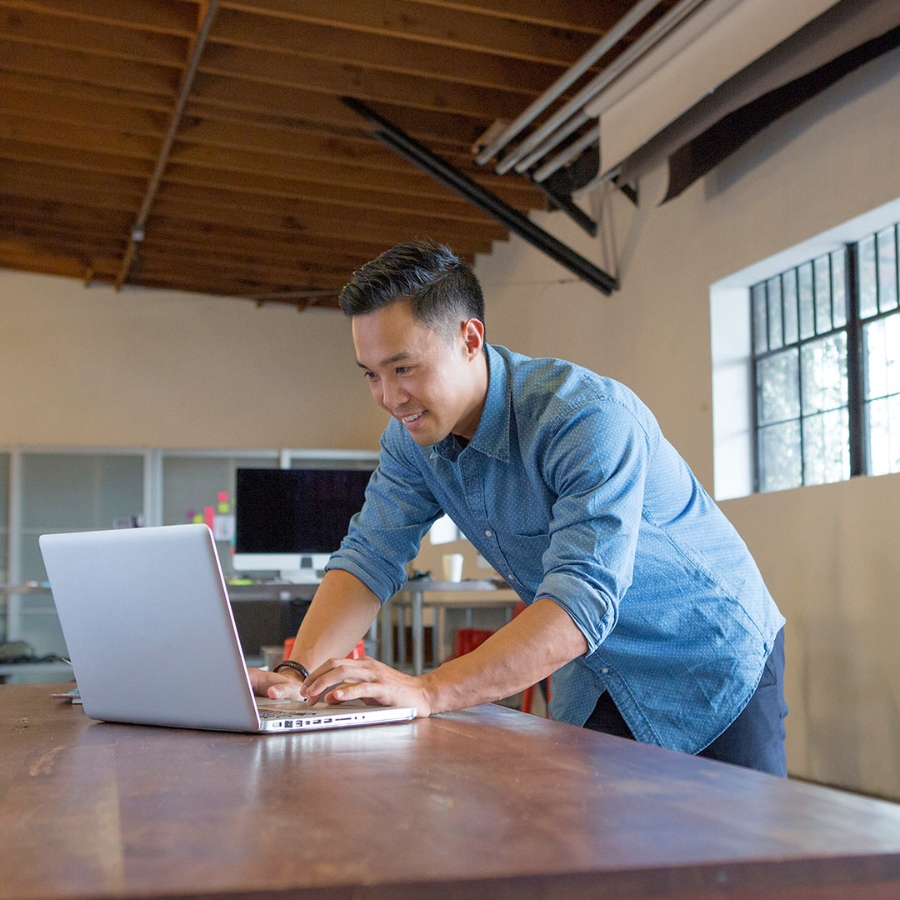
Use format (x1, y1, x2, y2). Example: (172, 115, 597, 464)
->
(247, 666, 307, 700)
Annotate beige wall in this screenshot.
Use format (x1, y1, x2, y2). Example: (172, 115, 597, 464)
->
(0, 272, 386, 451)
(475, 47, 900, 798)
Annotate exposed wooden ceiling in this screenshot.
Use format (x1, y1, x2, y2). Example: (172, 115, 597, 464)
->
(0, 0, 670, 309)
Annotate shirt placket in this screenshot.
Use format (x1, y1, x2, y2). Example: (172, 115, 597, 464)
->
(459, 451, 518, 587)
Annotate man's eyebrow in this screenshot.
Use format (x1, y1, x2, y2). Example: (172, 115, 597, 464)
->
(356, 352, 413, 369)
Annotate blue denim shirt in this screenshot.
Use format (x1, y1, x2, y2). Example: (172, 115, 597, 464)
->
(328, 344, 785, 754)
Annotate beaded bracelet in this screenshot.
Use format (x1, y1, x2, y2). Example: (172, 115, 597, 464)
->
(272, 660, 310, 680)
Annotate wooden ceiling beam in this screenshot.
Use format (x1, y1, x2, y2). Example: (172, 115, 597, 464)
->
(198, 43, 539, 121)
(132, 244, 354, 279)
(1, 112, 162, 161)
(171, 117, 527, 186)
(220, 0, 599, 65)
(0, 210, 130, 241)
(1, 94, 542, 210)
(166, 142, 542, 209)
(142, 216, 492, 261)
(0, 196, 133, 233)
(1, 153, 501, 225)
(175, 116, 421, 174)
(208, 8, 565, 95)
(0, 245, 97, 280)
(129, 263, 349, 298)
(131, 256, 347, 289)
(163, 164, 505, 222)
(0, 0, 615, 300)
(2, 159, 145, 195)
(0, 0, 199, 35)
(0, 85, 171, 137)
(0, 172, 141, 214)
(0, 242, 124, 279)
(0, 137, 153, 178)
(405, 0, 625, 32)
(0, 5, 188, 66)
(188, 74, 491, 149)
(149, 194, 506, 248)
(128, 269, 345, 302)
(0, 218, 125, 250)
(153, 182, 503, 239)
(0, 39, 179, 96)
(0, 70, 175, 113)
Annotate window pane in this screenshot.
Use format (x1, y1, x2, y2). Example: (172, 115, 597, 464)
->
(866, 395, 900, 476)
(814, 254, 832, 334)
(759, 421, 802, 492)
(831, 249, 847, 327)
(859, 234, 878, 318)
(801, 333, 848, 415)
(782, 270, 799, 344)
(877, 226, 898, 313)
(798, 261, 815, 338)
(20, 453, 145, 581)
(21, 454, 144, 530)
(752, 282, 768, 353)
(767, 276, 783, 349)
(757, 349, 800, 425)
(863, 314, 900, 401)
(802, 409, 850, 486)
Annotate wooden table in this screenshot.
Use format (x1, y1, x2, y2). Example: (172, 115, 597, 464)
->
(3, 683, 900, 900)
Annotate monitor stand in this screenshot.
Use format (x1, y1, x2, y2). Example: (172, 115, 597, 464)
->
(281, 553, 331, 584)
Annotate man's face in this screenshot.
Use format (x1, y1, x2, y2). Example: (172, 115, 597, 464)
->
(352, 299, 487, 446)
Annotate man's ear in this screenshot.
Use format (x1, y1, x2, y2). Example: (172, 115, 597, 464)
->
(460, 317, 485, 359)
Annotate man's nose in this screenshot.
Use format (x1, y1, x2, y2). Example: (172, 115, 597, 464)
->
(380, 378, 407, 409)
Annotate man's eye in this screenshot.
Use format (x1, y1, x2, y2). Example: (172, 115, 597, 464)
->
(396, 366, 411, 375)
(363, 371, 377, 380)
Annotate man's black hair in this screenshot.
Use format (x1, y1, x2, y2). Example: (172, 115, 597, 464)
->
(338, 239, 485, 340)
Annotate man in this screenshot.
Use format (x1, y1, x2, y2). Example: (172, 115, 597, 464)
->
(251, 240, 787, 775)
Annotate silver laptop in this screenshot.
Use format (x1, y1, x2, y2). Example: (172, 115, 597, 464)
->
(39, 524, 416, 733)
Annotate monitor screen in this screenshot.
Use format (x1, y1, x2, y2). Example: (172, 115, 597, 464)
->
(235, 468, 372, 556)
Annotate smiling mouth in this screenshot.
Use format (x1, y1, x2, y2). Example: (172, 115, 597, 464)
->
(400, 412, 424, 424)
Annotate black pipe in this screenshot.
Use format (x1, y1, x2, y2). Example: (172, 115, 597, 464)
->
(341, 97, 618, 296)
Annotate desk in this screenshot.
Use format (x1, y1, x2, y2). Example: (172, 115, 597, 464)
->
(4, 683, 900, 900)
(383, 579, 519, 674)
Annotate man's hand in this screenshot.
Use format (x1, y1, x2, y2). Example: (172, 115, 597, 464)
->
(304, 656, 433, 717)
(248, 666, 307, 701)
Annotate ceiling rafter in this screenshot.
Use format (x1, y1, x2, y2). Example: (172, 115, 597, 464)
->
(0, 1, 662, 305)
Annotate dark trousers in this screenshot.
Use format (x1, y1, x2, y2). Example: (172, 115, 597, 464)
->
(583, 628, 788, 776)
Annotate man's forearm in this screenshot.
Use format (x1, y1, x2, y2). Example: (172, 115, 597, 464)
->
(420, 598, 588, 715)
(288, 569, 382, 670)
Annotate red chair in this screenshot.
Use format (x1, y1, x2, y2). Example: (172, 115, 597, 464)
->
(452, 628, 496, 657)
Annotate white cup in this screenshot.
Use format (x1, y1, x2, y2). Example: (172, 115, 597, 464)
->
(261, 645, 284, 671)
(442, 553, 464, 582)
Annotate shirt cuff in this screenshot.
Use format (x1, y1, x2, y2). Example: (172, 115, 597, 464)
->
(533, 571, 616, 653)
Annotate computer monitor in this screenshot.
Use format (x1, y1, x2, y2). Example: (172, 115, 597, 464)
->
(233, 467, 373, 583)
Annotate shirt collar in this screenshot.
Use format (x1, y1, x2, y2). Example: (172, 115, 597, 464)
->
(430, 343, 510, 463)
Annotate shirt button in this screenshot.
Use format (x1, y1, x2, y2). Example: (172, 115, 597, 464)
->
(485, 530, 492, 537)
(601, 667, 610, 674)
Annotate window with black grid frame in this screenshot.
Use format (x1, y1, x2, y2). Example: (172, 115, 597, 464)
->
(751, 222, 900, 493)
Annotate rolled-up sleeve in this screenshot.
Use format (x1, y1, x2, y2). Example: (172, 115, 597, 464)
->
(533, 397, 654, 653)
